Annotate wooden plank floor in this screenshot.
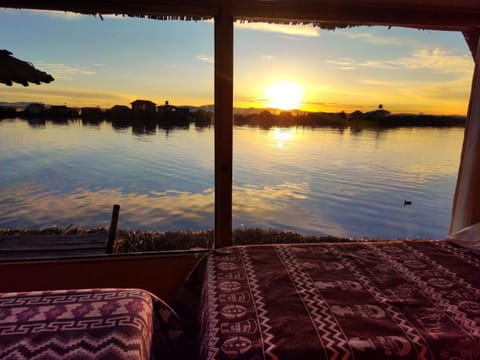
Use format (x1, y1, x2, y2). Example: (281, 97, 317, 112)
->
(0, 233, 108, 260)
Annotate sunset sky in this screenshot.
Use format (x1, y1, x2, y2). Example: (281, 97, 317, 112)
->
(0, 8, 475, 115)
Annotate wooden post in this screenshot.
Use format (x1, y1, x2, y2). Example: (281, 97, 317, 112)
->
(106, 204, 120, 254)
(450, 35, 480, 234)
(214, 3, 233, 248)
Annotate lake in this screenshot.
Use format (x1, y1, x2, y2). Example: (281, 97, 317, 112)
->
(0, 118, 464, 240)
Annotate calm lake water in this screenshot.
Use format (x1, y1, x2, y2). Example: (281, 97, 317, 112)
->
(0, 118, 464, 239)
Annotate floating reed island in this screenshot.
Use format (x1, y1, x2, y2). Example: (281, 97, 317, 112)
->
(234, 108, 466, 128)
(0, 101, 466, 129)
(0, 227, 352, 254)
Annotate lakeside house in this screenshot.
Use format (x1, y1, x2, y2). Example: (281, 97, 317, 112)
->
(363, 108, 391, 121)
(45, 105, 78, 118)
(110, 105, 131, 113)
(157, 100, 176, 113)
(157, 100, 190, 120)
(131, 99, 156, 113)
(25, 102, 44, 116)
(80, 107, 103, 118)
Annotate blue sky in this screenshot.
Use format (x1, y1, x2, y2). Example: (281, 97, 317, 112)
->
(0, 8, 474, 114)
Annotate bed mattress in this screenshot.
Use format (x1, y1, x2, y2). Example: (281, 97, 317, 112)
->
(0, 288, 188, 359)
(184, 240, 480, 359)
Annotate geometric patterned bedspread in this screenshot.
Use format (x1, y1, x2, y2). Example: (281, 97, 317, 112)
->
(0, 288, 188, 360)
(191, 240, 480, 360)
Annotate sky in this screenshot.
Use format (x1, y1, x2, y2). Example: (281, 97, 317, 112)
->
(0, 8, 475, 115)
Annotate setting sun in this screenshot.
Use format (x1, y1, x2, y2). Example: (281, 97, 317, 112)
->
(263, 81, 305, 110)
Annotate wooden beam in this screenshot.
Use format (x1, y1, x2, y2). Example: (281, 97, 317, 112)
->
(106, 204, 120, 254)
(214, 3, 233, 248)
(450, 35, 480, 234)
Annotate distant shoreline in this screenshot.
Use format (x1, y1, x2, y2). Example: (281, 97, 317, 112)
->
(234, 110, 465, 128)
(0, 103, 466, 129)
(0, 227, 355, 254)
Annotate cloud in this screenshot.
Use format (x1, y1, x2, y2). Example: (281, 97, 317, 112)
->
(196, 54, 214, 64)
(37, 63, 96, 80)
(387, 48, 473, 74)
(411, 78, 472, 101)
(260, 54, 275, 61)
(325, 58, 357, 70)
(1, 87, 130, 107)
(357, 79, 407, 87)
(326, 48, 473, 75)
(0, 180, 348, 236)
(236, 22, 319, 37)
(340, 31, 402, 45)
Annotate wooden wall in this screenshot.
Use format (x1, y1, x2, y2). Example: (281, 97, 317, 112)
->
(0, 253, 203, 305)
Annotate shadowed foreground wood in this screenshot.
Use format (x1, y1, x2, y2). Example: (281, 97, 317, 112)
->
(0, 233, 108, 260)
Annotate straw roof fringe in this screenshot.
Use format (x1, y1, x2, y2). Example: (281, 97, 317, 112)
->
(2, 0, 480, 32)
(0, 50, 54, 87)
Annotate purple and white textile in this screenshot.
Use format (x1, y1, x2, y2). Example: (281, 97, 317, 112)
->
(0, 288, 188, 359)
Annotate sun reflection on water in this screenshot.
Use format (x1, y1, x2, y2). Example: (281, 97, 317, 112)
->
(272, 127, 297, 148)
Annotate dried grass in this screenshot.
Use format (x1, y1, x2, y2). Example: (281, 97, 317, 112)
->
(0, 226, 353, 254)
(113, 228, 351, 253)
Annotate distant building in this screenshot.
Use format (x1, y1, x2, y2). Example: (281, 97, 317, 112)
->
(25, 103, 44, 116)
(47, 105, 70, 117)
(176, 107, 190, 117)
(131, 100, 156, 113)
(107, 105, 131, 121)
(157, 100, 176, 114)
(364, 109, 390, 121)
(81, 107, 103, 118)
(348, 110, 364, 121)
(0, 106, 17, 118)
(158, 100, 190, 120)
(110, 105, 131, 113)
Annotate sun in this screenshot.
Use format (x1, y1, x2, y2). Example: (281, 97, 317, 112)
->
(263, 81, 305, 110)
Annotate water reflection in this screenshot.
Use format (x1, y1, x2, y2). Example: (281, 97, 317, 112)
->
(0, 118, 465, 239)
(0, 180, 340, 234)
(132, 121, 157, 136)
(27, 118, 46, 128)
(81, 118, 103, 128)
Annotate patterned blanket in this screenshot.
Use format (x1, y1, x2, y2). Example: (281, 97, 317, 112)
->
(0, 288, 188, 360)
(185, 240, 480, 359)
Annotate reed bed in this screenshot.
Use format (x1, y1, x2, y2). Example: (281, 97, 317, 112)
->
(114, 228, 351, 253)
(0, 227, 352, 254)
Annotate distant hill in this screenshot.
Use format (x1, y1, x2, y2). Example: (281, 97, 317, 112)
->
(0, 101, 32, 109)
(0, 101, 466, 119)
(183, 105, 305, 115)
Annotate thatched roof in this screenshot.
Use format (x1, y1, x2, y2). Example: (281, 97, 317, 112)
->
(1, 1, 479, 59)
(0, 50, 54, 87)
(1, 0, 480, 31)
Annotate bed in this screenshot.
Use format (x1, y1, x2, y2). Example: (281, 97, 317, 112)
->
(0, 288, 189, 360)
(179, 236, 480, 359)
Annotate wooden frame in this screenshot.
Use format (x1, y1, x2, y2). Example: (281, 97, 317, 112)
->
(214, 3, 234, 248)
(1, 1, 480, 245)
